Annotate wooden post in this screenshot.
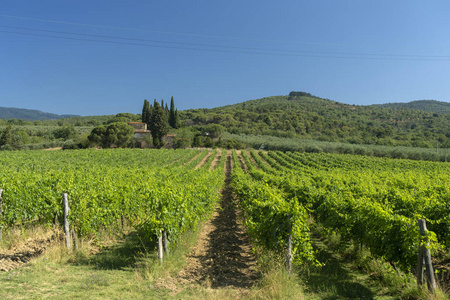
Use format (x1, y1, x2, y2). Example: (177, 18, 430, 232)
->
(63, 193, 71, 249)
(417, 219, 436, 291)
(71, 228, 78, 250)
(0, 189, 3, 241)
(158, 230, 163, 263)
(163, 230, 169, 255)
(445, 144, 447, 162)
(417, 241, 425, 286)
(286, 222, 293, 276)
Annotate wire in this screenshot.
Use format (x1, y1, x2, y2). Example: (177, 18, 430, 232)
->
(3, 29, 450, 61)
(2, 25, 450, 60)
(1, 15, 450, 61)
(0, 14, 351, 47)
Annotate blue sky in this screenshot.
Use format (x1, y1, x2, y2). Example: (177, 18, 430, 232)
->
(1, 1, 450, 116)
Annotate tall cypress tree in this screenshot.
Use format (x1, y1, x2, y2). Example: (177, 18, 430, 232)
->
(142, 99, 151, 124)
(149, 102, 169, 148)
(169, 96, 179, 128)
(174, 109, 180, 128)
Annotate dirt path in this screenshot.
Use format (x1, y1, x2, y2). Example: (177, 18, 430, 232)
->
(160, 151, 259, 295)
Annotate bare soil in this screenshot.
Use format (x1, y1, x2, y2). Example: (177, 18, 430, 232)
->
(0, 231, 59, 272)
(236, 150, 248, 172)
(158, 151, 260, 295)
(194, 150, 213, 170)
(245, 150, 260, 169)
(209, 151, 222, 171)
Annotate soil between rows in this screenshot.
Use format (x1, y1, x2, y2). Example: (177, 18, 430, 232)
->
(157, 151, 260, 295)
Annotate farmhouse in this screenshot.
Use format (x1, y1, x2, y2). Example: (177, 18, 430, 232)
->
(128, 122, 151, 148)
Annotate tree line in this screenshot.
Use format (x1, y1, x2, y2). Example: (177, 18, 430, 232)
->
(87, 97, 180, 149)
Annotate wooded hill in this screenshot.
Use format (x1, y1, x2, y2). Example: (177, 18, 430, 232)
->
(2, 92, 450, 150)
(0, 107, 77, 120)
(180, 92, 450, 148)
(374, 100, 450, 114)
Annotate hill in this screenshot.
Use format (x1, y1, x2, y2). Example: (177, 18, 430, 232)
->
(2, 92, 450, 150)
(0, 107, 77, 120)
(374, 100, 450, 114)
(179, 92, 450, 148)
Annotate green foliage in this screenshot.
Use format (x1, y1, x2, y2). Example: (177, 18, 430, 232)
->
(0, 107, 77, 120)
(168, 97, 180, 129)
(225, 133, 450, 162)
(231, 151, 316, 264)
(88, 122, 134, 148)
(179, 93, 450, 148)
(376, 99, 450, 114)
(142, 99, 151, 124)
(0, 149, 224, 244)
(149, 102, 169, 148)
(239, 150, 450, 272)
(0, 125, 13, 147)
(52, 126, 78, 141)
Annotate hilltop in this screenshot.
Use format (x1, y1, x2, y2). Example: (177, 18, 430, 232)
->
(180, 92, 450, 148)
(2, 92, 450, 151)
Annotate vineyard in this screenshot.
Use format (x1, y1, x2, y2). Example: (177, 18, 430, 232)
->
(0, 149, 225, 252)
(231, 150, 450, 287)
(0, 148, 450, 298)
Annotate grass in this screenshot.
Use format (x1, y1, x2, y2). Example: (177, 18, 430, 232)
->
(1, 222, 449, 299)
(298, 224, 449, 300)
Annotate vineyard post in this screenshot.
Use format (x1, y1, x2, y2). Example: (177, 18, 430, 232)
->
(158, 230, 163, 263)
(0, 189, 3, 241)
(71, 228, 78, 250)
(63, 193, 71, 249)
(417, 219, 436, 291)
(416, 239, 424, 286)
(163, 230, 169, 255)
(286, 220, 293, 276)
(445, 144, 447, 162)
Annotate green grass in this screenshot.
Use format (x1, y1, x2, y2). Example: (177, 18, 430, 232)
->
(298, 224, 448, 300)
(0, 222, 448, 299)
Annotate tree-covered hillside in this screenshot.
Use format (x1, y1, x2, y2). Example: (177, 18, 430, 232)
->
(2, 92, 450, 151)
(374, 100, 450, 114)
(0, 107, 77, 120)
(179, 92, 450, 148)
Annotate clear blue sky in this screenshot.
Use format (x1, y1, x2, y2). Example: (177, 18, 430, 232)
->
(1, 1, 450, 116)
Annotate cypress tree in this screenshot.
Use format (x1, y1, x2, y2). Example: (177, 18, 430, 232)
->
(149, 102, 169, 148)
(142, 99, 151, 124)
(175, 109, 180, 128)
(169, 97, 179, 128)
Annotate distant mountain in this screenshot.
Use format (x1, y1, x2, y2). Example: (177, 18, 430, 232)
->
(0, 107, 77, 120)
(374, 100, 450, 114)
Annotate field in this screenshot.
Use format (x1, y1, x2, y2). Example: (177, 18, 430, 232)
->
(0, 148, 450, 299)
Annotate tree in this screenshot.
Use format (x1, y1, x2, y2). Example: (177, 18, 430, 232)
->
(142, 99, 151, 124)
(88, 122, 134, 148)
(53, 126, 78, 141)
(169, 96, 180, 128)
(0, 125, 13, 147)
(149, 102, 169, 148)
